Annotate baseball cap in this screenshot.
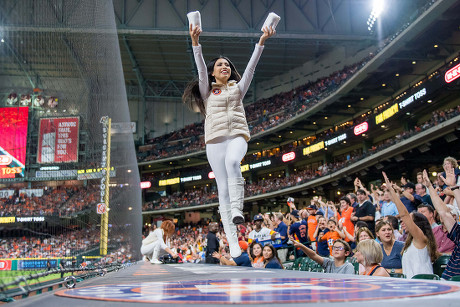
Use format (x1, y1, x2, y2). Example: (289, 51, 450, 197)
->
(287, 197, 294, 203)
(238, 240, 248, 251)
(290, 210, 299, 218)
(307, 204, 317, 210)
(253, 214, 264, 221)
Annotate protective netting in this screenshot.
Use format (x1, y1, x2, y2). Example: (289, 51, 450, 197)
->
(0, 0, 141, 297)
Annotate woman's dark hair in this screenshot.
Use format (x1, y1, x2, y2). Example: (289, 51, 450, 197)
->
(355, 221, 368, 229)
(375, 220, 394, 242)
(263, 244, 284, 269)
(182, 56, 241, 116)
(402, 212, 438, 262)
(385, 215, 399, 231)
(340, 196, 351, 205)
(249, 242, 263, 260)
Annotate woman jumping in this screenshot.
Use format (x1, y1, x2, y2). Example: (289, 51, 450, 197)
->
(183, 23, 275, 258)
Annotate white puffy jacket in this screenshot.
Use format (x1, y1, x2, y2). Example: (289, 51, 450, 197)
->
(193, 44, 264, 144)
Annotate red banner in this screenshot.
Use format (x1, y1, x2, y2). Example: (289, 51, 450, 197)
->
(0, 107, 29, 179)
(37, 117, 79, 163)
(0, 259, 12, 271)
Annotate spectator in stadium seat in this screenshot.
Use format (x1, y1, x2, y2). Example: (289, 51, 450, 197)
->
(376, 220, 403, 274)
(289, 210, 310, 257)
(141, 220, 178, 264)
(306, 204, 318, 249)
(319, 219, 345, 256)
(249, 242, 265, 268)
(354, 239, 390, 277)
(273, 212, 289, 262)
(291, 237, 354, 274)
(347, 193, 359, 209)
(184, 22, 275, 259)
(380, 191, 399, 217)
(417, 203, 439, 229)
(397, 182, 422, 213)
(355, 226, 374, 244)
(262, 244, 284, 269)
(205, 222, 220, 264)
(314, 216, 330, 257)
(440, 156, 460, 189)
(423, 169, 460, 279)
(383, 172, 437, 278)
(336, 196, 354, 243)
(351, 189, 376, 235)
(248, 214, 276, 245)
(213, 240, 252, 267)
(416, 183, 433, 207)
(383, 215, 403, 241)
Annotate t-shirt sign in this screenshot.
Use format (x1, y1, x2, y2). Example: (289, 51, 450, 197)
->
(37, 117, 79, 163)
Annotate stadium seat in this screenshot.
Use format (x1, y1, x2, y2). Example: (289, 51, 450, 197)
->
(389, 273, 406, 278)
(300, 257, 312, 271)
(449, 275, 460, 282)
(287, 257, 304, 270)
(433, 255, 450, 277)
(411, 274, 440, 280)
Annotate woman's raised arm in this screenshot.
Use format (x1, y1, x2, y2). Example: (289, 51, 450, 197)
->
(382, 172, 427, 248)
(238, 26, 276, 98)
(190, 24, 209, 100)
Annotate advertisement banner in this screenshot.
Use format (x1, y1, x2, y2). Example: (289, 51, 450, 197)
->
(0, 107, 29, 179)
(18, 259, 58, 270)
(35, 170, 77, 178)
(0, 190, 15, 198)
(0, 259, 12, 271)
(37, 117, 79, 163)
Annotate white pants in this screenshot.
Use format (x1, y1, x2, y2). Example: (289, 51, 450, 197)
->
(140, 241, 167, 259)
(206, 136, 248, 205)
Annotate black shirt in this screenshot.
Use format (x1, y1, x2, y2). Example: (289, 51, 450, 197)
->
(206, 232, 220, 264)
(354, 200, 376, 234)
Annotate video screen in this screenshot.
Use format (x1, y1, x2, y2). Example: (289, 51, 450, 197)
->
(0, 107, 29, 179)
(37, 117, 79, 164)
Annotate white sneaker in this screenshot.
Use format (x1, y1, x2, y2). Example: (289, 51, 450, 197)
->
(150, 258, 163, 264)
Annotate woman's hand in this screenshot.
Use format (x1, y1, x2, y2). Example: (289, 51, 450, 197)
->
(189, 24, 202, 46)
(440, 165, 456, 187)
(259, 26, 276, 46)
(382, 172, 394, 193)
(212, 251, 221, 259)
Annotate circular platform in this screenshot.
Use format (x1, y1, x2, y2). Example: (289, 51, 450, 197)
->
(55, 277, 460, 304)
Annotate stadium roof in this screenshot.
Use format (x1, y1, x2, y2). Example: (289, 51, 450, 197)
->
(137, 0, 460, 172)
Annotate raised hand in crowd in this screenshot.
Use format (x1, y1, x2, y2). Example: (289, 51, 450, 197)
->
(440, 163, 456, 187)
(400, 176, 408, 186)
(422, 170, 457, 232)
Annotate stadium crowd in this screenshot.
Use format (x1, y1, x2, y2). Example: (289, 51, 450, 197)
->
(143, 154, 460, 279)
(0, 227, 101, 258)
(138, 55, 372, 162)
(137, 0, 441, 163)
(0, 185, 100, 217)
(143, 105, 460, 211)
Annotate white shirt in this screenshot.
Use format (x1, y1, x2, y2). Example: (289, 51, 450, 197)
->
(402, 243, 433, 279)
(248, 227, 273, 243)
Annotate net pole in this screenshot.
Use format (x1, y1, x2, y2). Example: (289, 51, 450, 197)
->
(100, 117, 111, 256)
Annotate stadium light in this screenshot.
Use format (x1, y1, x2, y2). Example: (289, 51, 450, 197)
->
(367, 0, 385, 33)
(372, 0, 384, 19)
